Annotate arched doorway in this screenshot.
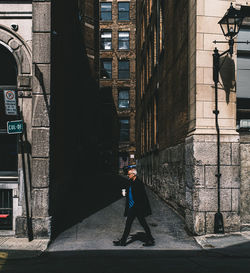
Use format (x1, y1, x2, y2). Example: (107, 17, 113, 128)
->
(0, 44, 18, 230)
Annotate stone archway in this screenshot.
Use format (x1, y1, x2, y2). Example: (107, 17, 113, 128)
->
(0, 25, 32, 89)
(0, 25, 32, 235)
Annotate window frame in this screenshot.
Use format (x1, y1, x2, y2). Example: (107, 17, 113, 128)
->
(118, 31, 130, 50)
(100, 30, 112, 50)
(119, 118, 130, 142)
(118, 2, 130, 21)
(100, 59, 112, 79)
(118, 88, 130, 109)
(100, 2, 112, 21)
(118, 59, 130, 79)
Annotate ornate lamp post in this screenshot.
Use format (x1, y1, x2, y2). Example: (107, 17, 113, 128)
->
(213, 3, 244, 234)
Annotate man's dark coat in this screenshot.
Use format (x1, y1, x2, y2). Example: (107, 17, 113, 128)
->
(124, 177, 152, 217)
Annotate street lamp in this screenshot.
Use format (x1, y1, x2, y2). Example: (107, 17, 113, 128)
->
(217, 3, 244, 56)
(213, 3, 244, 234)
(219, 3, 243, 36)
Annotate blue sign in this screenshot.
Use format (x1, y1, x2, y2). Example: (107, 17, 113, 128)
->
(7, 120, 23, 134)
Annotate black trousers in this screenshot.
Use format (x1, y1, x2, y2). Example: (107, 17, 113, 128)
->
(121, 207, 153, 242)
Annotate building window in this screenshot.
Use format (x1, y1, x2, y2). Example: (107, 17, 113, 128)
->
(100, 59, 112, 79)
(100, 30, 112, 50)
(118, 31, 130, 50)
(237, 27, 250, 130)
(118, 60, 130, 79)
(118, 89, 130, 109)
(118, 2, 130, 21)
(120, 118, 130, 141)
(100, 2, 112, 21)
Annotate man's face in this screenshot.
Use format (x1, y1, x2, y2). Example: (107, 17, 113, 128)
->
(127, 171, 135, 180)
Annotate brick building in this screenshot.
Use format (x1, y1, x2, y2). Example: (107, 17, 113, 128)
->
(0, 0, 101, 239)
(78, 0, 99, 81)
(99, 0, 136, 172)
(136, 0, 250, 235)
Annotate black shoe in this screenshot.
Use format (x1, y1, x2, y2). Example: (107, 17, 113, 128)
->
(113, 239, 126, 246)
(143, 239, 155, 247)
(149, 236, 155, 242)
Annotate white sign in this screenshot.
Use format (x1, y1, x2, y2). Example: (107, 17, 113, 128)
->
(4, 90, 17, 115)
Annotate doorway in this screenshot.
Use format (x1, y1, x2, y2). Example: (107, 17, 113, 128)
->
(0, 44, 18, 176)
(0, 44, 18, 231)
(0, 189, 13, 230)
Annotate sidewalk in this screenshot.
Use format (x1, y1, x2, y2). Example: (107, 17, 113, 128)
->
(2, 230, 250, 258)
(194, 231, 250, 256)
(47, 188, 199, 251)
(0, 237, 49, 259)
(47, 185, 250, 253)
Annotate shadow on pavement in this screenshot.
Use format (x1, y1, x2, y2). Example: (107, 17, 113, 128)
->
(126, 232, 149, 245)
(50, 174, 127, 240)
(2, 241, 250, 273)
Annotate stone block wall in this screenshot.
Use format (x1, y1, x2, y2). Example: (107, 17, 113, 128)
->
(31, 0, 51, 238)
(138, 133, 241, 235)
(185, 134, 240, 235)
(240, 133, 250, 229)
(137, 143, 186, 217)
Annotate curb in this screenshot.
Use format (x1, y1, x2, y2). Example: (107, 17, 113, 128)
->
(194, 231, 250, 250)
(0, 238, 50, 260)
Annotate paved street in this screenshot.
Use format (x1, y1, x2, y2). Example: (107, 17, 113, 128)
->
(1, 175, 250, 272)
(1, 247, 250, 273)
(47, 178, 199, 251)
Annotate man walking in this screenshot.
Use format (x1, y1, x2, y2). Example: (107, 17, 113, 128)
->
(113, 168, 155, 247)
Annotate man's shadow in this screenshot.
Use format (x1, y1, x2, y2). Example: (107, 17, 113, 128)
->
(126, 232, 148, 245)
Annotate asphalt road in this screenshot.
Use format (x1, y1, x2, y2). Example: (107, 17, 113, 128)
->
(1, 249, 250, 273)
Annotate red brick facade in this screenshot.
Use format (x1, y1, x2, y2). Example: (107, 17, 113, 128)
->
(99, 0, 137, 171)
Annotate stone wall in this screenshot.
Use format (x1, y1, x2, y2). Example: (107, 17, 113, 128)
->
(138, 133, 241, 235)
(30, 0, 51, 238)
(137, 143, 186, 217)
(185, 134, 240, 235)
(240, 133, 250, 229)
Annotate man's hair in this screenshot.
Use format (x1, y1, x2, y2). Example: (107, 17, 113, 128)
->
(129, 168, 137, 175)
